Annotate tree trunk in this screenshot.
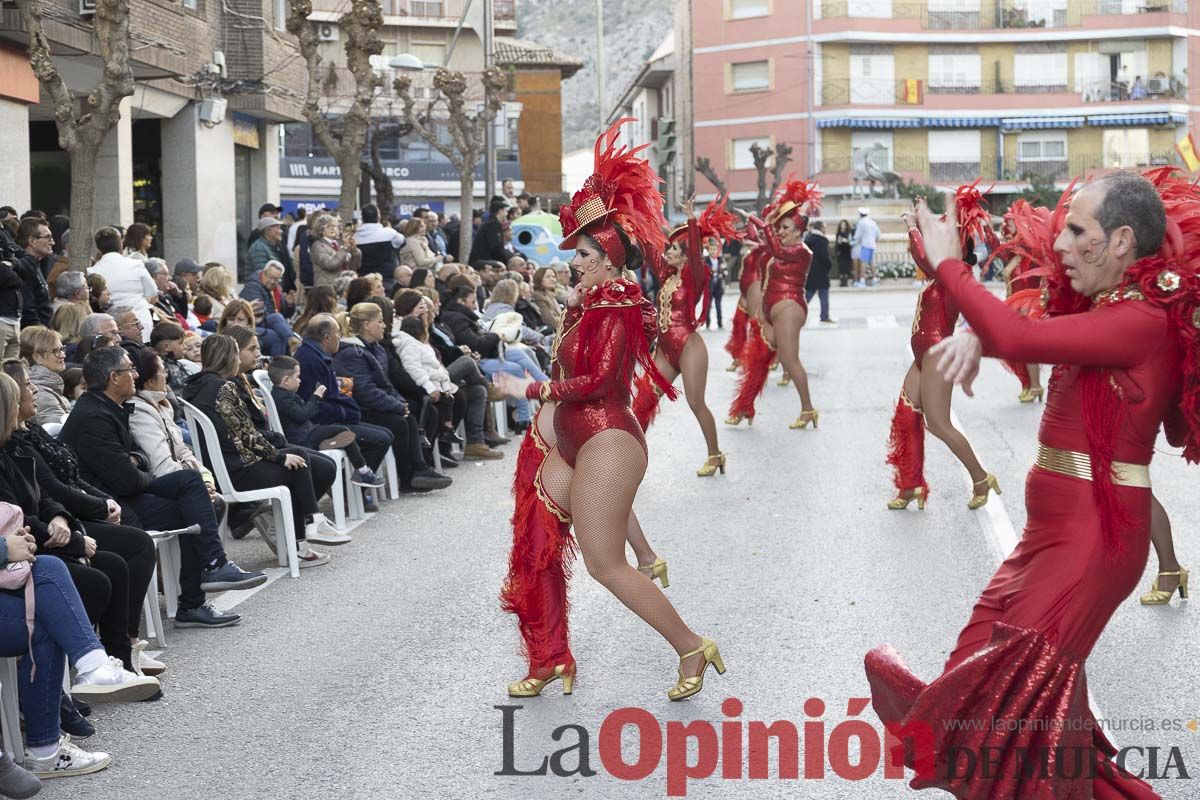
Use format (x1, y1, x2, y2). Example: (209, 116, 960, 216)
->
(68, 138, 102, 272)
(459, 170, 475, 262)
(336, 158, 361, 224)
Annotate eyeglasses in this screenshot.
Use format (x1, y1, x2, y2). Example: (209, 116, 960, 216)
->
(43, 347, 66, 356)
(113, 366, 139, 376)
(31, 233, 52, 241)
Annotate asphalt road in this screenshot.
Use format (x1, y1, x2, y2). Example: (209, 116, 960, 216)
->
(52, 286, 1199, 799)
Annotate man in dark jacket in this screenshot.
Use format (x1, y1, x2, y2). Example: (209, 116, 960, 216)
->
(355, 204, 403, 286)
(803, 221, 836, 326)
(468, 200, 510, 268)
(440, 286, 501, 358)
(14, 217, 53, 329)
(0, 237, 23, 359)
(60, 346, 265, 627)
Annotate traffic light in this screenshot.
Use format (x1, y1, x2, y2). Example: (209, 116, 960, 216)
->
(657, 117, 678, 170)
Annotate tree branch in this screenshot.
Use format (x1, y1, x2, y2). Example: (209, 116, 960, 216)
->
(695, 156, 727, 197)
(769, 142, 794, 198)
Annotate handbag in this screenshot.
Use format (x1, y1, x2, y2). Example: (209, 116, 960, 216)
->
(0, 502, 36, 676)
(485, 311, 524, 344)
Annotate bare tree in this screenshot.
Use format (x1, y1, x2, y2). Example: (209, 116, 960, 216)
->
(749, 143, 773, 211)
(17, 0, 135, 271)
(694, 156, 727, 197)
(768, 142, 795, 198)
(393, 67, 507, 260)
(287, 0, 383, 223)
(360, 119, 411, 222)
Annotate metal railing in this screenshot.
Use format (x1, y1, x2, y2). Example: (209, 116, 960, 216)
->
(816, 152, 1178, 182)
(376, 0, 515, 20)
(818, 77, 1186, 106)
(819, 0, 1185, 29)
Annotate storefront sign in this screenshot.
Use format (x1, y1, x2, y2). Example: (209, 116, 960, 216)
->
(281, 156, 520, 182)
(233, 114, 261, 149)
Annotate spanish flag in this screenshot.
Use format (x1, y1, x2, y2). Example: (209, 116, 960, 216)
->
(903, 79, 922, 105)
(1176, 133, 1200, 172)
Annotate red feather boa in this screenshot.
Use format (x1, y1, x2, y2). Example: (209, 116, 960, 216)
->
(728, 319, 772, 420)
(885, 392, 928, 496)
(725, 306, 749, 362)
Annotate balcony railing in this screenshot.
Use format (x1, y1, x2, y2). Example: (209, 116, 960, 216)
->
(378, 0, 515, 20)
(818, 77, 1186, 106)
(819, 0, 1185, 30)
(816, 151, 1177, 182)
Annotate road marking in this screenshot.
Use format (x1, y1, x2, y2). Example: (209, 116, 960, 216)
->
(867, 315, 900, 328)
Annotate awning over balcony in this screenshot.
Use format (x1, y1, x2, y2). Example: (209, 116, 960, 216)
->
(1086, 113, 1188, 127)
(1000, 117, 1085, 131)
(817, 117, 1000, 129)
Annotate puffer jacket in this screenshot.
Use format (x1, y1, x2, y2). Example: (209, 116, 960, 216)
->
(28, 363, 71, 426)
(393, 331, 456, 396)
(331, 336, 407, 415)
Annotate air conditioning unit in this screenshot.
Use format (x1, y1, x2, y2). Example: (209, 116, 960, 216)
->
(1146, 77, 1168, 95)
(317, 23, 339, 42)
(79, 0, 95, 16)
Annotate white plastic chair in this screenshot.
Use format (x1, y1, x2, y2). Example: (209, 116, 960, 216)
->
(0, 658, 22, 760)
(41, 421, 63, 438)
(251, 370, 363, 528)
(180, 400, 301, 578)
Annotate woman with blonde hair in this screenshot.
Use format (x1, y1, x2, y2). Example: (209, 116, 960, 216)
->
(400, 217, 443, 270)
(198, 266, 235, 321)
(332, 303, 450, 491)
(20, 325, 72, 425)
(51, 300, 89, 345)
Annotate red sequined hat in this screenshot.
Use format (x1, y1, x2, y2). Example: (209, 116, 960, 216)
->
(559, 118, 668, 268)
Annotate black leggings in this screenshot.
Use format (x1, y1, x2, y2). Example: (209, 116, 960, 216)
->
(84, 521, 156, 644)
(66, 551, 133, 669)
(232, 447, 336, 539)
(361, 409, 429, 487)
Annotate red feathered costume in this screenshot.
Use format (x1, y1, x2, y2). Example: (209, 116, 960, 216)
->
(885, 182, 996, 501)
(633, 195, 742, 430)
(990, 199, 1056, 395)
(867, 170, 1200, 799)
(724, 243, 763, 368)
(502, 120, 676, 693)
(726, 179, 821, 423)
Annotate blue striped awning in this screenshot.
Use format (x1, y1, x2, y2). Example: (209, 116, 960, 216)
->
(1001, 116, 1085, 131)
(1086, 112, 1187, 127)
(817, 117, 1000, 129)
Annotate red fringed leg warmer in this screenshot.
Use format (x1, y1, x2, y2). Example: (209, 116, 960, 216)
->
(727, 319, 773, 421)
(501, 418, 575, 669)
(1003, 360, 1033, 391)
(725, 306, 749, 364)
(632, 370, 664, 431)
(885, 390, 929, 495)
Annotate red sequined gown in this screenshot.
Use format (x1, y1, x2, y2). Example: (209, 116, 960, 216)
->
(867, 258, 1172, 800)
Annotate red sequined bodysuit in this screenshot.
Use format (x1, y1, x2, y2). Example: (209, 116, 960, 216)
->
(910, 281, 959, 369)
(652, 219, 709, 370)
(868, 258, 1173, 799)
(526, 278, 655, 468)
(754, 217, 812, 318)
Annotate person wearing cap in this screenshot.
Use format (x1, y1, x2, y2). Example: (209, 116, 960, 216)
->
(852, 206, 881, 287)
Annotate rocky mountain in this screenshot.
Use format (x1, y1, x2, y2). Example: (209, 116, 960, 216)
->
(516, 0, 675, 152)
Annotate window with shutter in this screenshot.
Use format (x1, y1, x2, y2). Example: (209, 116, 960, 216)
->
(731, 61, 771, 92)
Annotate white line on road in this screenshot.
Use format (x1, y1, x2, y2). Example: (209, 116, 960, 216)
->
(867, 315, 900, 328)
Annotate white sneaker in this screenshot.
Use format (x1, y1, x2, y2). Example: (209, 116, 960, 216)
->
(131, 640, 166, 677)
(296, 541, 330, 568)
(71, 656, 161, 703)
(24, 735, 111, 778)
(305, 514, 351, 546)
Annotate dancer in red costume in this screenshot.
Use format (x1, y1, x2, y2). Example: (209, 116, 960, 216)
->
(885, 182, 1001, 512)
(866, 170, 1200, 799)
(632, 195, 742, 477)
(723, 240, 759, 372)
(995, 201, 1049, 403)
(727, 179, 820, 429)
(725, 225, 775, 425)
(498, 120, 725, 701)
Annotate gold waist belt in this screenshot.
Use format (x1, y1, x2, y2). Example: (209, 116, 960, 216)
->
(1035, 444, 1151, 489)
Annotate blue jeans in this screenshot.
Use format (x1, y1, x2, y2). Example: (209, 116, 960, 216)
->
(501, 345, 549, 382)
(258, 313, 295, 357)
(0, 557, 103, 747)
(804, 286, 831, 321)
(479, 358, 537, 423)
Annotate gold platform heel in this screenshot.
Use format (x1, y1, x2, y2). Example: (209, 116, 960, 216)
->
(1140, 567, 1189, 605)
(967, 473, 1001, 510)
(789, 410, 819, 429)
(725, 361, 739, 372)
(508, 661, 576, 697)
(887, 487, 927, 511)
(696, 453, 727, 477)
(724, 414, 754, 427)
(777, 372, 792, 387)
(1018, 387, 1044, 403)
(638, 557, 669, 589)
(668, 636, 726, 701)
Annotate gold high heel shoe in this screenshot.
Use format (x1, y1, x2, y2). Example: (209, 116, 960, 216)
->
(1018, 387, 1044, 403)
(1140, 567, 1189, 605)
(777, 372, 792, 386)
(668, 636, 726, 701)
(967, 474, 1001, 510)
(887, 487, 927, 510)
(725, 361, 739, 372)
(789, 410, 819, 429)
(638, 557, 669, 588)
(508, 661, 576, 697)
(724, 414, 754, 427)
(696, 453, 727, 477)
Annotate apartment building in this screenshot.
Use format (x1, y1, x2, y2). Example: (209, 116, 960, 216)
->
(684, 0, 1198, 204)
(0, 0, 306, 267)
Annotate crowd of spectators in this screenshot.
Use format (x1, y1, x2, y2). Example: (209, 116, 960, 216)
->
(0, 197, 570, 788)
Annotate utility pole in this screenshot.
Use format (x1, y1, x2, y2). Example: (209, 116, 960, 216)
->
(483, 0, 497, 200)
(805, 0, 815, 178)
(596, 0, 605, 130)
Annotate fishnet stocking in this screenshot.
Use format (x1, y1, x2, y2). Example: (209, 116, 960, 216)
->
(538, 430, 702, 661)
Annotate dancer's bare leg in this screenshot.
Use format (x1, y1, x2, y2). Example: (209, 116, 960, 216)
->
(1150, 495, 1182, 593)
(568, 429, 706, 676)
(771, 300, 813, 412)
(1026, 363, 1042, 391)
(920, 364, 987, 484)
(680, 334, 720, 456)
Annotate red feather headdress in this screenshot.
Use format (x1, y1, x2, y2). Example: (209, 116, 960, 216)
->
(766, 176, 823, 226)
(953, 179, 999, 256)
(669, 194, 744, 246)
(559, 118, 667, 268)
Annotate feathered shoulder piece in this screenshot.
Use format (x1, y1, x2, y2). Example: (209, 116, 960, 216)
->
(575, 277, 678, 402)
(953, 180, 999, 255)
(559, 118, 667, 264)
